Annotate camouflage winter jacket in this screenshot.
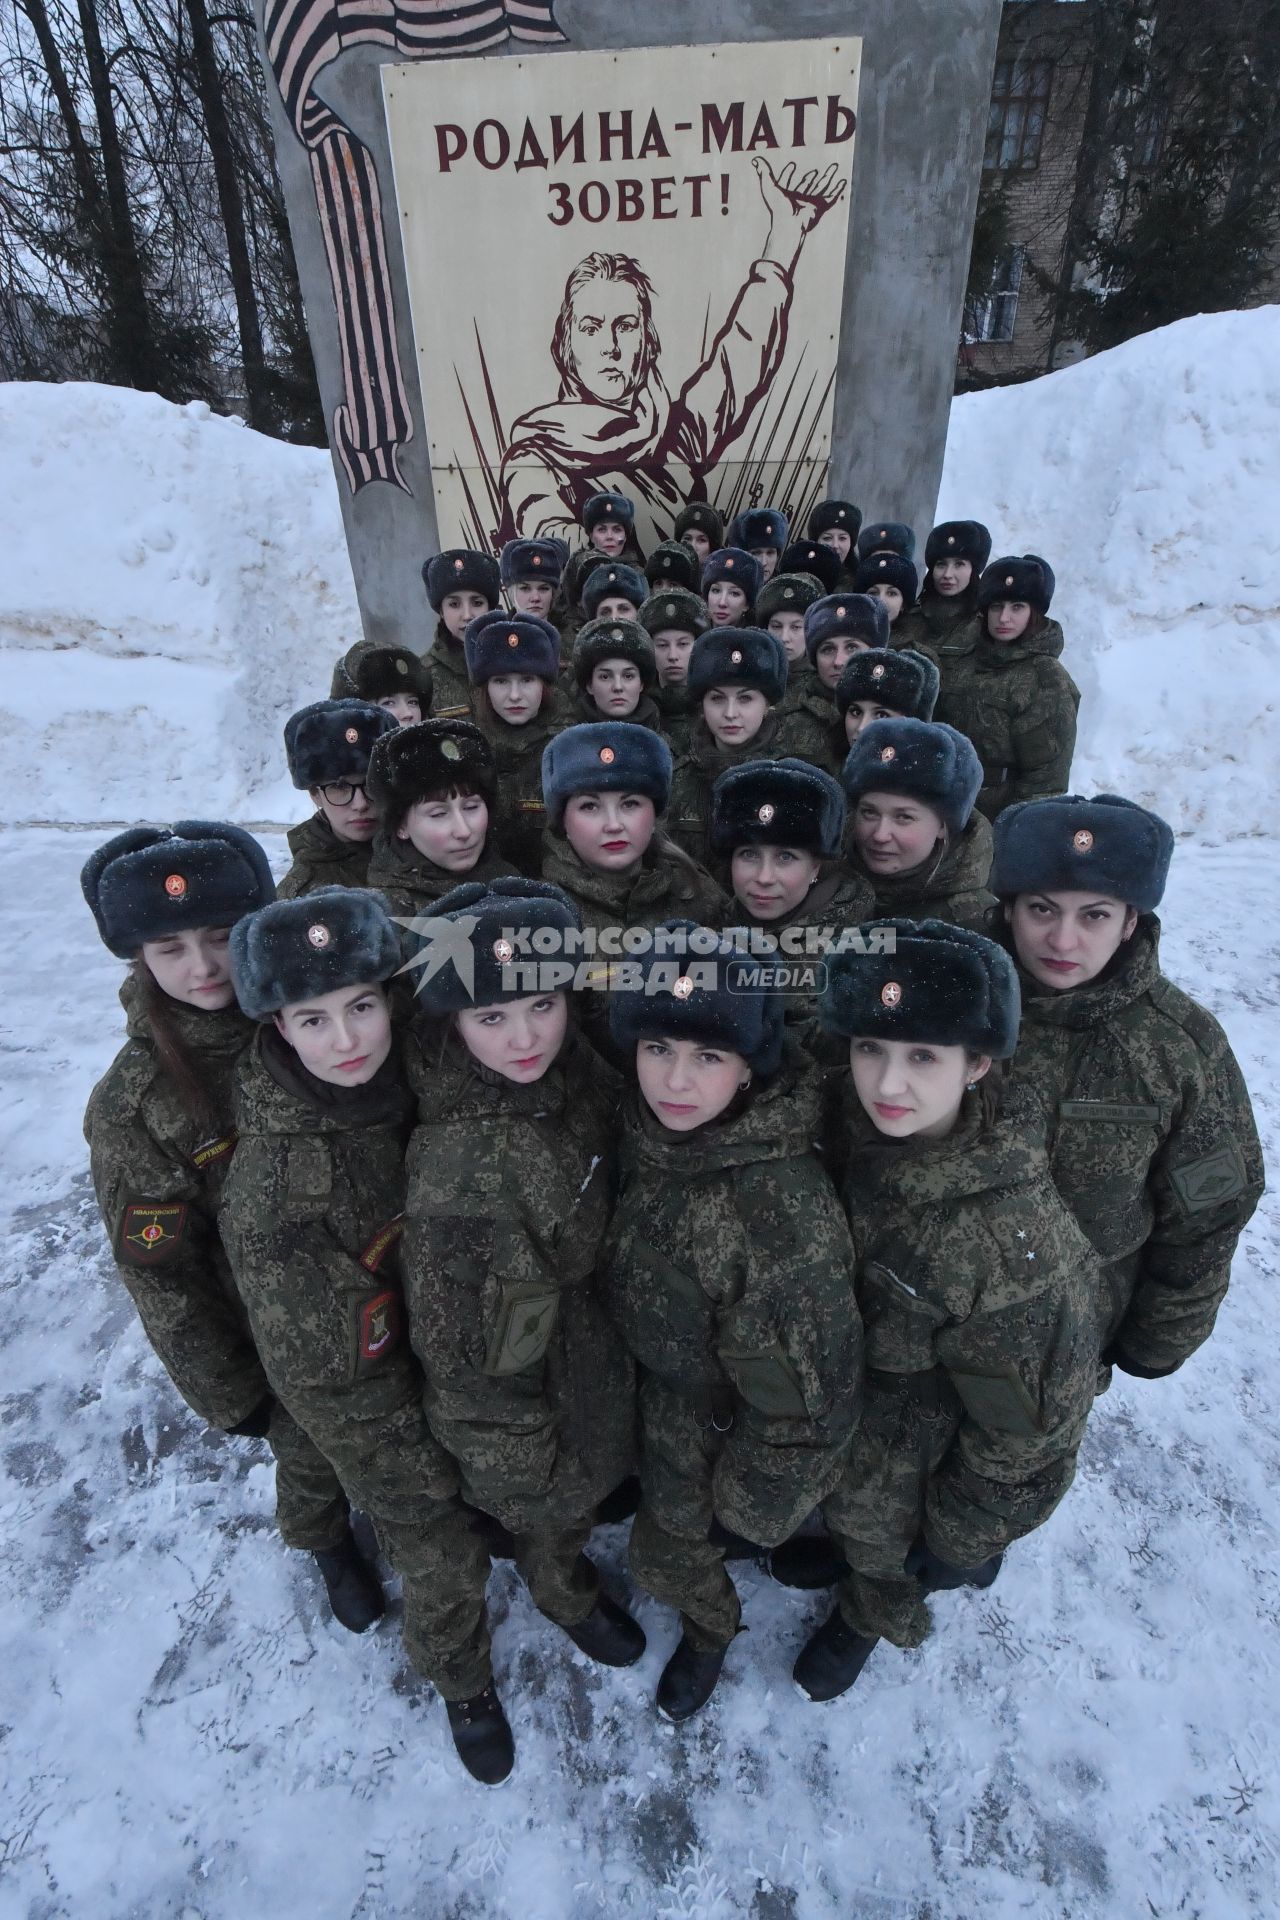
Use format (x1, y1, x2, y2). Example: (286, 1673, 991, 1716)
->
(653, 682, 698, 757)
(425, 624, 475, 721)
(602, 1050, 863, 1544)
(474, 702, 567, 877)
(932, 617, 1079, 821)
(724, 865, 875, 1067)
(401, 1024, 634, 1529)
(666, 713, 785, 868)
(834, 1079, 1100, 1568)
(276, 813, 373, 899)
(84, 974, 266, 1429)
(892, 593, 968, 657)
(365, 831, 517, 926)
(1004, 919, 1264, 1375)
(773, 669, 842, 774)
(844, 809, 996, 932)
(567, 687, 665, 735)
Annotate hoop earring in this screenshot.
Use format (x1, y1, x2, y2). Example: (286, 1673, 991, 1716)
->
(739, 1078, 752, 1091)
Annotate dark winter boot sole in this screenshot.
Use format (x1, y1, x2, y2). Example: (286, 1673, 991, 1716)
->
(313, 1533, 386, 1634)
(656, 1637, 728, 1722)
(560, 1593, 646, 1668)
(793, 1609, 878, 1703)
(446, 1687, 515, 1786)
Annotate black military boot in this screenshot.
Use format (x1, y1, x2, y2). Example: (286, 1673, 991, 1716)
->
(656, 1636, 728, 1721)
(793, 1608, 878, 1702)
(313, 1531, 385, 1633)
(768, 1534, 850, 1589)
(445, 1685, 515, 1786)
(594, 1474, 641, 1525)
(560, 1594, 646, 1667)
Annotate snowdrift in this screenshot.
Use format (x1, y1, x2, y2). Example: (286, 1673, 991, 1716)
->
(3, 306, 1278, 834)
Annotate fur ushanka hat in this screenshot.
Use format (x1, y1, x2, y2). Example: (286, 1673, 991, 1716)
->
(581, 562, 647, 620)
(285, 699, 397, 790)
(407, 876, 583, 1017)
(330, 641, 433, 708)
(609, 919, 786, 1074)
(687, 627, 787, 704)
(804, 593, 890, 660)
(820, 918, 1021, 1057)
(644, 541, 701, 593)
(835, 647, 939, 722)
(807, 499, 863, 543)
(423, 548, 501, 612)
(638, 589, 709, 638)
(777, 540, 841, 593)
(463, 610, 560, 685)
(82, 822, 275, 959)
(728, 507, 790, 553)
(756, 571, 828, 626)
(854, 551, 919, 611)
(991, 793, 1174, 913)
(500, 538, 564, 589)
(542, 721, 673, 826)
(700, 547, 762, 605)
(710, 758, 845, 858)
(978, 555, 1056, 615)
(925, 520, 992, 574)
(230, 886, 402, 1021)
(857, 520, 916, 564)
(365, 718, 497, 826)
(582, 492, 635, 536)
(842, 718, 982, 835)
(572, 616, 657, 691)
(673, 502, 724, 548)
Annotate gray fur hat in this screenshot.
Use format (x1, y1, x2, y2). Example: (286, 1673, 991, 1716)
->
(804, 592, 889, 660)
(756, 570, 828, 625)
(855, 551, 919, 611)
(729, 507, 790, 553)
(463, 610, 560, 685)
(365, 717, 496, 826)
(608, 920, 786, 1074)
(820, 918, 1021, 1056)
(857, 520, 916, 563)
(407, 876, 582, 1017)
(777, 541, 840, 593)
(330, 641, 432, 708)
(807, 499, 863, 542)
(688, 626, 787, 704)
(644, 541, 701, 593)
(581, 562, 647, 619)
(500, 538, 564, 589)
(572, 616, 657, 691)
(925, 520, 992, 573)
(230, 886, 402, 1020)
(991, 793, 1174, 911)
(638, 588, 709, 638)
(423, 548, 500, 611)
(710, 757, 845, 857)
(582, 492, 635, 535)
(284, 699, 397, 790)
(835, 647, 940, 721)
(673, 501, 724, 547)
(842, 718, 982, 834)
(82, 821, 275, 959)
(542, 721, 673, 825)
(978, 554, 1056, 614)
(700, 547, 762, 604)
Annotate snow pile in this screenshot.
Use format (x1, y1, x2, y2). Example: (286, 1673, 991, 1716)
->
(940, 306, 1280, 833)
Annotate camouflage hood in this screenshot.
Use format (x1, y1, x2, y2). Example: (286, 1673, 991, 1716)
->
(1011, 916, 1164, 1031)
(408, 1020, 606, 1132)
(235, 1023, 414, 1136)
(621, 1043, 820, 1182)
(850, 807, 994, 914)
(843, 1077, 1050, 1212)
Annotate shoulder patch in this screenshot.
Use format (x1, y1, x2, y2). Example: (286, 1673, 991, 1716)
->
(354, 1288, 402, 1370)
(119, 1202, 188, 1265)
(191, 1132, 237, 1172)
(1169, 1143, 1249, 1215)
(484, 1283, 559, 1376)
(286, 1138, 332, 1205)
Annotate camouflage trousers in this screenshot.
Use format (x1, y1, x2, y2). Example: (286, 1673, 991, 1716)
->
(267, 1400, 350, 1551)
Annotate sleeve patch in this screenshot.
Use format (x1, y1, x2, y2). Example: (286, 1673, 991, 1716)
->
(484, 1284, 559, 1377)
(119, 1202, 189, 1266)
(356, 1289, 402, 1365)
(1169, 1143, 1249, 1214)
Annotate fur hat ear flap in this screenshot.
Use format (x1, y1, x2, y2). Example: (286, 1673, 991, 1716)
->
(807, 498, 863, 542)
(710, 757, 845, 857)
(674, 502, 725, 547)
(856, 520, 916, 564)
(230, 886, 402, 1021)
(284, 700, 397, 790)
(841, 719, 982, 833)
(644, 541, 701, 593)
(608, 919, 786, 1074)
(500, 538, 564, 589)
(700, 547, 763, 605)
(582, 492, 635, 535)
(804, 593, 890, 660)
(404, 876, 583, 1018)
(83, 821, 276, 958)
(541, 722, 673, 825)
(463, 610, 560, 685)
(821, 917, 1021, 1057)
(854, 551, 919, 610)
(330, 641, 433, 708)
(836, 647, 940, 722)
(991, 793, 1173, 911)
(423, 548, 501, 612)
(924, 520, 992, 573)
(581, 563, 648, 620)
(688, 627, 787, 704)
(978, 555, 1056, 614)
(638, 588, 709, 638)
(777, 542, 841, 594)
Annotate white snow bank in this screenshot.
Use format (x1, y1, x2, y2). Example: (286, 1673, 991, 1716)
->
(3, 307, 1279, 833)
(940, 306, 1280, 833)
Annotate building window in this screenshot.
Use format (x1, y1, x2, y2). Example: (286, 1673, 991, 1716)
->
(985, 60, 1053, 170)
(966, 248, 1026, 345)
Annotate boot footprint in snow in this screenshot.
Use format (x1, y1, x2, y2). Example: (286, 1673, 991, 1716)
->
(313, 1531, 385, 1633)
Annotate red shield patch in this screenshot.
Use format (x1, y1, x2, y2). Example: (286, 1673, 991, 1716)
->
(358, 1290, 401, 1363)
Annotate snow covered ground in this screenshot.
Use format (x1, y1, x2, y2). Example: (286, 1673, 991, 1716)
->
(2, 312, 1279, 1915)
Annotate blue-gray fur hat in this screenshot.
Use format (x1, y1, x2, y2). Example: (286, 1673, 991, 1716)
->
(582, 492, 635, 534)
(778, 540, 840, 593)
(729, 507, 790, 553)
(500, 538, 564, 589)
(979, 554, 1056, 614)
(842, 719, 982, 833)
(925, 520, 992, 573)
(857, 520, 916, 563)
(423, 548, 500, 611)
(407, 876, 582, 1016)
(710, 758, 845, 857)
(855, 551, 919, 611)
(463, 610, 560, 685)
(820, 918, 1020, 1056)
(285, 699, 397, 790)
(230, 886, 402, 1020)
(804, 592, 889, 660)
(82, 821, 275, 959)
(330, 641, 432, 708)
(608, 919, 786, 1074)
(688, 626, 787, 704)
(541, 722, 673, 825)
(836, 648, 939, 722)
(700, 547, 762, 604)
(581, 562, 647, 620)
(807, 499, 863, 542)
(991, 794, 1174, 912)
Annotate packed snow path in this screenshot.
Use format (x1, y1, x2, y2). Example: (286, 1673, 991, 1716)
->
(2, 826, 1276, 1919)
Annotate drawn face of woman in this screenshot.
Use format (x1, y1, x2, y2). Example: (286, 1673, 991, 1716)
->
(569, 278, 644, 404)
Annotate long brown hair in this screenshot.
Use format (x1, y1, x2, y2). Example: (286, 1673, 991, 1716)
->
(969, 1050, 1004, 1132)
(132, 960, 220, 1133)
(472, 680, 557, 726)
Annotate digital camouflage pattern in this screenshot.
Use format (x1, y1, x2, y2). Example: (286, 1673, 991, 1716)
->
(773, 669, 842, 774)
(425, 625, 476, 722)
(602, 1050, 863, 1649)
(568, 686, 665, 735)
(276, 812, 374, 900)
(844, 808, 996, 933)
(364, 832, 516, 925)
(219, 1027, 494, 1698)
(1004, 918, 1264, 1375)
(725, 864, 874, 1067)
(892, 594, 964, 657)
(401, 1024, 633, 1626)
(473, 702, 568, 876)
(653, 682, 698, 757)
(933, 616, 1080, 820)
(666, 714, 785, 869)
(84, 975, 348, 1548)
(823, 1080, 1101, 1648)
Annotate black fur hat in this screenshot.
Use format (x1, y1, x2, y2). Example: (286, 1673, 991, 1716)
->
(365, 718, 496, 827)
(728, 507, 790, 553)
(541, 721, 674, 825)
(423, 548, 501, 612)
(857, 520, 916, 563)
(978, 554, 1056, 614)
(835, 647, 939, 721)
(82, 821, 276, 959)
(804, 592, 889, 661)
(609, 919, 786, 1075)
(644, 541, 701, 593)
(855, 551, 919, 611)
(710, 757, 845, 857)
(638, 588, 709, 637)
(230, 886, 403, 1021)
(572, 616, 657, 691)
(756, 571, 827, 624)
(581, 562, 647, 619)
(991, 793, 1174, 911)
(674, 502, 724, 547)
(820, 918, 1021, 1057)
(582, 492, 635, 535)
(500, 538, 564, 589)
(841, 718, 982, 833)
(330, 641, 433, 708)
(285, 699, 397, 790)
(688, 626, 787, 704)
(463, 610, 560, 685)
(925, 520, 992, 573)
(778, 541, 841, 593)
(406, 876, 583, 1017)
(807, 498, 863, 542)
(700, 547, 763, 604)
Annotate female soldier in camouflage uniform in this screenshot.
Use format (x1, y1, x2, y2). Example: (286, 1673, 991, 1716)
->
(81, 825, 364, 1629)
(992, 794, 1264, 1385)
(638, 588, 708, 756)
(464, 609, 568, 875)
(792, 919, 1100, 1702)
(835, 645, 939, 748)
(330, 639, 433, 727)
(841, 719, 996, 933)
(364, 717, 516, 924)
(894, 519, 992, 658)
(602, 929, 863, 1721)
(422, 549, 501, 719)
(665, 627, 788, 866)
(221, 888, 498, 1779)
(778, 593, 890, 770)
(276, 699, 398, 899)
(401, 878, 646, 1782)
